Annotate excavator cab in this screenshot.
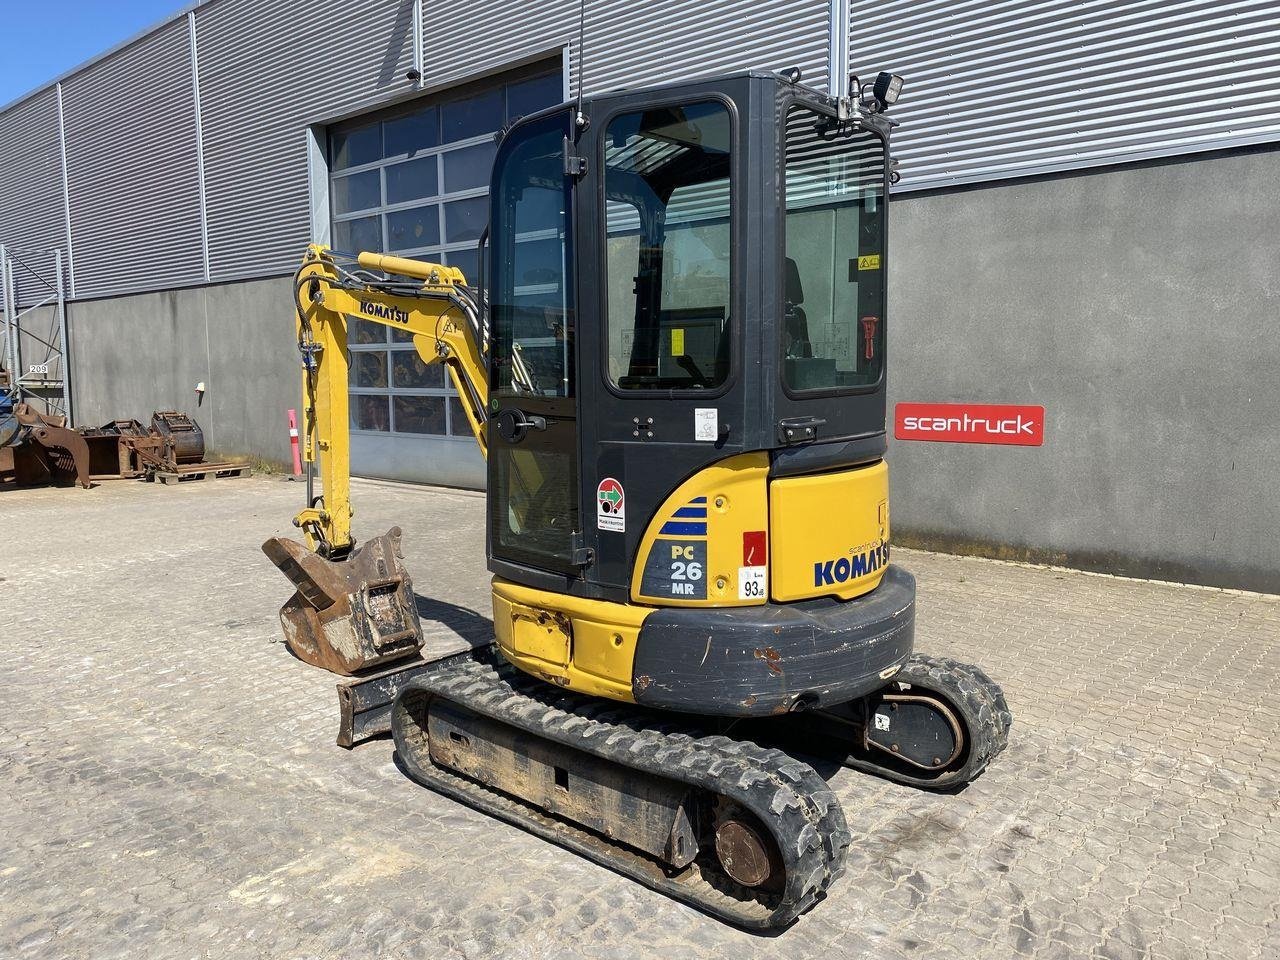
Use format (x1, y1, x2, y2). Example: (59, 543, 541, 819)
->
(484, 72, 907, 714)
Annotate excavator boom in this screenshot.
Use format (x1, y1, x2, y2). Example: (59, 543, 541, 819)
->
(290, 244, 488, 556)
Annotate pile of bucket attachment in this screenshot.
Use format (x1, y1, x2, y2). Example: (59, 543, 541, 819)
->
(0, 407, 247, 488)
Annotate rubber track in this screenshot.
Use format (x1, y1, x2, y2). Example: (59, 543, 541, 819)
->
(391, 656, 850, 930)
(839, 653, 1012, 790)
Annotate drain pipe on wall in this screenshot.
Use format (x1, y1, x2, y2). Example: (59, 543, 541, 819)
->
(828, 0, 851, 98)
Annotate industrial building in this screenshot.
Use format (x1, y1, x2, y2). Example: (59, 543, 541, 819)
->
(0, 0, 1276, 592)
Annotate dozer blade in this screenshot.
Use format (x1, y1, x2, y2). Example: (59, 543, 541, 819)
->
(262, 526, 423, 675)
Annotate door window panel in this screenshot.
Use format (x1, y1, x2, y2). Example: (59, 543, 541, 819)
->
(387, 205, 441, 250)
(352, 351, 388, 388)
(506, 73, 562, 121)
(332, 123, 380, 169)
(444, 196, 487, 244)
(393, 396, 446, 434)
(332, 170, 380, 214)
(443, 89, 502, 141)
(489, 113, 578, 573)
(350, 318, 387, 345)
(392, 351, 445, 389)
(603, 101, 732, 391)
(351, 395, 390, 431)
(448, 396, 471, 436)
(333, 216, 380, 254)
(443, 141, 498, 192)
(386, 156, 439, 204)
(384, 108, 439, 157)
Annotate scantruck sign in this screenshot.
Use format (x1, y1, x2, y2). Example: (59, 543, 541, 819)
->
(894, 403, 1045, 446)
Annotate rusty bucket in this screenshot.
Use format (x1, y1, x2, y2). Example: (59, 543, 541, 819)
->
(262, 527, 424, 675)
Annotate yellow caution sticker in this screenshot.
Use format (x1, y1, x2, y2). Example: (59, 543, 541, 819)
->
(671, 328, 685, 355)
(858, 254, 882, 271)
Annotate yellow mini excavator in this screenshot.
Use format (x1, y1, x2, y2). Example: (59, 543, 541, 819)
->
(264, 69, 1010, 930)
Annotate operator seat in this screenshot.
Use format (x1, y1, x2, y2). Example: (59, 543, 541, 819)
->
(784, 256, 812, 358)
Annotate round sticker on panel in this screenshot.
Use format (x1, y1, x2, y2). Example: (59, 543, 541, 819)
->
(597, 477, 625, 532)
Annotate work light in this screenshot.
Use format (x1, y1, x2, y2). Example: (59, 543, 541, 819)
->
(873, 72, 904, 108)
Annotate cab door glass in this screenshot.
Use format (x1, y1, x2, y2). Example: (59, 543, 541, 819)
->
(489, 113, 578, 573)
(603, 101, 732, 390)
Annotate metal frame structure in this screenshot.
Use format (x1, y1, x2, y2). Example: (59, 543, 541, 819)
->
(0, 244, 71, 423)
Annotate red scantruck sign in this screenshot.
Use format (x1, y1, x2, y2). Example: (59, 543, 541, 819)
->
(894, 403, 1045, 446)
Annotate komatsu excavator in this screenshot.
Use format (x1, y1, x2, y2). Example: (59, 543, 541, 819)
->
(264, 69, 1010, 929)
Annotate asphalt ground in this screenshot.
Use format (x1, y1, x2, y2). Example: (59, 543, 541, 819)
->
(1, 475, 1277, 959)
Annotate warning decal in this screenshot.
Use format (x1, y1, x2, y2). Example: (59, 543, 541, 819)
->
(597, 477, 625, 532)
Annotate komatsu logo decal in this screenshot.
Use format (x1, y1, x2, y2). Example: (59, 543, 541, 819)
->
(814, 543, 890, 586)
(360, 301, 410, 324)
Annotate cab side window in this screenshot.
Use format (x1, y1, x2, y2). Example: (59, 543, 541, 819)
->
(603, 102, 732, 391)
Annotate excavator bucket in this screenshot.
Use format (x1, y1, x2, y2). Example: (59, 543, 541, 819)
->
(261, 527, 423, 675)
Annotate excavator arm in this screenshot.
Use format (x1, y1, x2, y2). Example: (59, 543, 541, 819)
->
(290, 244, 489, 557)
(262, 244, 490, 676)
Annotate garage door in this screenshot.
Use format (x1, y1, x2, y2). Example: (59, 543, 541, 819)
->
(328, 67, 562, 487)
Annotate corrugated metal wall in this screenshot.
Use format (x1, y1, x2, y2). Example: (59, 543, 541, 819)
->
(195, 0, 414, 282)
(4, 0, 1280, 302)
(0, 87, 66, 306)
(849, 0, 1280, 191)
(419, 0, 830, 97)
(62, 18, 205, 299)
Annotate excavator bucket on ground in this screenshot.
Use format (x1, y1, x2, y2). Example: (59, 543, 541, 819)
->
(261, 527, 423, 675)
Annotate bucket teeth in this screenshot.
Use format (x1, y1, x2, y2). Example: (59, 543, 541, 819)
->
(262, 527, 423, 675)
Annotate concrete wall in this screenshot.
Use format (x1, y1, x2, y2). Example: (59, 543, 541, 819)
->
(68, 276, 298, 465)
(887, 143, 1280, 594)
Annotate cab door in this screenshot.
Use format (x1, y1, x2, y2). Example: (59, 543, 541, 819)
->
(487, 110, 581, 577)
(573, 81, 753, 599)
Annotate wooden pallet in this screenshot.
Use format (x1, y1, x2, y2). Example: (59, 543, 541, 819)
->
(153, 461, 249, 484)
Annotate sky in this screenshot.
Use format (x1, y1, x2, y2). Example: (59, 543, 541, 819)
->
(0, 1, 187, 107)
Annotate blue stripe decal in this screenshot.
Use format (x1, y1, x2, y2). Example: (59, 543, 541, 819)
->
(673, 506, 707, 519)
(689, 497, 708, 504)
(660, 521, 708, 536)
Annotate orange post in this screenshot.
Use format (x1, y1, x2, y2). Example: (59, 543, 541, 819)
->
(288, 408, 302, 476)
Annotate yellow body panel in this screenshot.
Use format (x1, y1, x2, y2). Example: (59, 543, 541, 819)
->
(769, 460, 890, 602)
(505, 601, 572, 668)
(630, 452, 771, 606)
(492, 578, 651, 702)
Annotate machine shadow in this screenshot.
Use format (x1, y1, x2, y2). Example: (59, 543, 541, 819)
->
(413, 594, 495, 649)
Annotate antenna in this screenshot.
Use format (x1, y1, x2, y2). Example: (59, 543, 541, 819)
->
(574, 0, 588, 130)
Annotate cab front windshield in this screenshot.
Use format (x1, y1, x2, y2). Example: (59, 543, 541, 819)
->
(783, 107, 887, 392)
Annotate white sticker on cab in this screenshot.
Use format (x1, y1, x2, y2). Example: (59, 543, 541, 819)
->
(694, 408, 718, 442)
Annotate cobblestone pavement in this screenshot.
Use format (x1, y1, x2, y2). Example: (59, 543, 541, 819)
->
(1, 476, 1277, 960)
